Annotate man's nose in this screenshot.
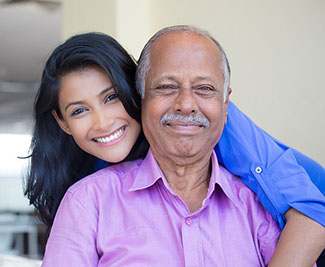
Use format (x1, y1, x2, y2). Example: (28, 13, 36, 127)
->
(174, 88, 198, 114)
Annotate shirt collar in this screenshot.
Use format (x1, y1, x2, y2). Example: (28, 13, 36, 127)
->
(130, 148, 240, 206)
(129, 149, 164, 191)
(210, 151, 239, 206)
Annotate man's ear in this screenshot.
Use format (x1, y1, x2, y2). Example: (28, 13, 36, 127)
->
(51, 110, 72, 135)
(224, 88, 232, 125)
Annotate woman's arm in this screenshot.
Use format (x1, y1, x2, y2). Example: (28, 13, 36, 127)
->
(216, 101, 325, 228)
(215, 101, 325, 265)
(269, 209, 325, 267)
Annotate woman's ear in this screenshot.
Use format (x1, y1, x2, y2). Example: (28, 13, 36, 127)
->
(51, 110, 72, 135)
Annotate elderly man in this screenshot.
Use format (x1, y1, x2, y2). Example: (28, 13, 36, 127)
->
(43, 26, 324, 266)
(137, 26, 281, 265)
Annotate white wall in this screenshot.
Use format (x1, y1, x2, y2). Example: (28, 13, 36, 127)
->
(62, 0, 117, 38)
(62, 0, 325, 165)
(0, 2, 62, 82)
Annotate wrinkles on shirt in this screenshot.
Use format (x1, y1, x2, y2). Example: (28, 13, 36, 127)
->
(43, 151, 280, 267)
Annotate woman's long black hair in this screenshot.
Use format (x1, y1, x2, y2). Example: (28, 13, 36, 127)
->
(25, 32, 148, 230)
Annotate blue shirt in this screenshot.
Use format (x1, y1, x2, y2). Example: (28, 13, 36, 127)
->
(216, 101, 325, 229)
(96, 101, 325, 229)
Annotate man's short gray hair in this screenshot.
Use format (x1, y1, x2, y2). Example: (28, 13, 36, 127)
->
(136, 25, 231, 101)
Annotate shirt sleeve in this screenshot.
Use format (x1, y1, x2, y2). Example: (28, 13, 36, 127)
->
(215, 101, 325, 229)
(42, 191, 99, 267)
(257, 205, 281, 265)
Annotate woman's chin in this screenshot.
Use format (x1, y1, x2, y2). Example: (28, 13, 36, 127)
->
(98, 147, 132, 164)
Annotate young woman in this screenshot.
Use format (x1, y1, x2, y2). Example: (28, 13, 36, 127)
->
(25, 32, 324, 265)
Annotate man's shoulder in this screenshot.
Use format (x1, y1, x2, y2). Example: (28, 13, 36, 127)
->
(218, 165, 248, 189)
(218, 165, 279, 233)
(218, 165, 262, 208)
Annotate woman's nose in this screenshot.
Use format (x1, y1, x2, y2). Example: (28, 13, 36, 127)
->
(92, 111, 112, 131)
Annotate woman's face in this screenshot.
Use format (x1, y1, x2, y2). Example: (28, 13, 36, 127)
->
(52, 67, 141, 163)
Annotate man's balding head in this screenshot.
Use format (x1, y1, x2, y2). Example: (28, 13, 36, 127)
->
(136, 25, 231, 101)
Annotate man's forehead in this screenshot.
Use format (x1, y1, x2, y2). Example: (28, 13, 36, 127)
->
(150, 31, 221, 56)
(147, 31, 224, 83)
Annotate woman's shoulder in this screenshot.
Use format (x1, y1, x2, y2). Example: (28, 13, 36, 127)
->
(67, 159, 143, 200)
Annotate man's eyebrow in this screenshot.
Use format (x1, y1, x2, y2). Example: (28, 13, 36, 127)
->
(193, 76, 218, 83)
(64, 86, 115, 111)
(153, 76, 218, 83)
(152, 76, 177, 83)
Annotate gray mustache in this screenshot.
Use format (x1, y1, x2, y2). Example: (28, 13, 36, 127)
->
(160, 114, 210, 128)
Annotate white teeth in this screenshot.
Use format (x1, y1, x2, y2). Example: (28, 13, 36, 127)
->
(95, 127, 125, 143)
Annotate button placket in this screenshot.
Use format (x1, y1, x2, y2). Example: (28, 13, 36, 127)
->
(181, 216, 203, 266)
(185, 217, 192, 226)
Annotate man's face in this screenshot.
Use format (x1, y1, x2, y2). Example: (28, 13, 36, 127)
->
(141, 31, 231, 163)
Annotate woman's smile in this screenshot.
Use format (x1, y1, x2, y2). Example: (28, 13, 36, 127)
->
(92, 125, 127, 145)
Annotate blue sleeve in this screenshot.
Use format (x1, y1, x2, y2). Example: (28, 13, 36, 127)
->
(95, 159, 109, 171)
(215, 101, 325, 229)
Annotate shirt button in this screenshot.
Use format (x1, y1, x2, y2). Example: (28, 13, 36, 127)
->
(185, 217, 192, 226)
(255, 167, 262, 174)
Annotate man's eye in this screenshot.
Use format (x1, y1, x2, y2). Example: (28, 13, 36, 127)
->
(156, 84, 177, 90)
(195, 85, 217, 96)
(198, 86, 214, 91)
(104, 93, 118, 103)
(71, 107, 87, 116)
(153, 85, 177, 96)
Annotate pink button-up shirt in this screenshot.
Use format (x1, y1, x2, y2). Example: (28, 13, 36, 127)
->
(43, 150, 280, 266)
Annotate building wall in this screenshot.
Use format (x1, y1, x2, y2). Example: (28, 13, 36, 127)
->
(62, 0, 325, 165)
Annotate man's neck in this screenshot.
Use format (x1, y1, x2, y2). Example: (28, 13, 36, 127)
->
(152, 150, 212, 213)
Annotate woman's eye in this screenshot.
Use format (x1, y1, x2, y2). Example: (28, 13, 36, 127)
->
(104, 93, 118, 103)
(71, 107, 87, 116)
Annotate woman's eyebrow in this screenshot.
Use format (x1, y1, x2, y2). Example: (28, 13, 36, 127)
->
(64, 100, 84, 112)
(64, 86, 115, 111)
(97, 85, 115, 97)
